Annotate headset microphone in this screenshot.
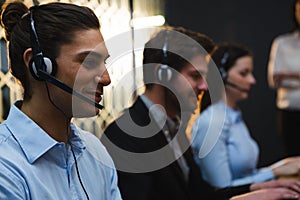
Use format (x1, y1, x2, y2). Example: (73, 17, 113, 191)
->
(225, 80, 248, 93)
(37, 70, 104, 109)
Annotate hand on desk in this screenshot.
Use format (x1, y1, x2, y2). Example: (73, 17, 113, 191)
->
(231, 155, 300, 199)
(230, 188, 299, 200)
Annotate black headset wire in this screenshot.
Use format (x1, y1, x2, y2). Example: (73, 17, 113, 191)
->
(70, 142, 90, 200)
(29, 5, 89, 199)
(44, 83, 90, 200)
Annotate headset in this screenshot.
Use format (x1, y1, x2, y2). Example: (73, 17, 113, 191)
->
(29, 7, 56, 80)
(29, 7, 92, 199)
(157, 30, 172, 82)
(218, 50, 248, 93)
(219, 51, 229, 81)
(29, 7, 103, 109)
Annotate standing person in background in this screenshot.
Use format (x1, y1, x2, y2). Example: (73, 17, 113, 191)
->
(192, 42, 300, 189)
(0, 1, 121, 199)
(268, 0, 300, 156)
(102, 26, 300, 200)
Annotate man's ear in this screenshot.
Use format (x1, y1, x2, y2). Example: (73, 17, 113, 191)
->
(23, 48, 33, 68)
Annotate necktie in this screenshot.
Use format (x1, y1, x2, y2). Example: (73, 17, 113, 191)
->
(166, 118, 190, 181)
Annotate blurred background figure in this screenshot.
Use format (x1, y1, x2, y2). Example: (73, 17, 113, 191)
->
(192, 42, 300, 188)
(267, 0, 300, 157)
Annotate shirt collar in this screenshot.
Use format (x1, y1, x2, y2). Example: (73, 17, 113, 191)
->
(69, 124, 86, 151)
(140, 94, 166, 128)
(140, 94, 181, 130)
(5, 101, 85, 164)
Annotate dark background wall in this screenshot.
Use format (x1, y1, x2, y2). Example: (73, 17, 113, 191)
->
(165, 0, 295, 166)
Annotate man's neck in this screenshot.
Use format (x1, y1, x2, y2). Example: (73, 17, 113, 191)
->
(144, 87, 178, 119)
(21, 99, 71, 143)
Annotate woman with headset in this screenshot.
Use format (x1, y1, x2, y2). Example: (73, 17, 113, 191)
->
(191, 42, 300, 189)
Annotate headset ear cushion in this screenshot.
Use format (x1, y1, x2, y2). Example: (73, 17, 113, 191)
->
(158, 64, 172, 82)
(43, 57, 53, 75)
(46, 57, 57, 77)
(29, 57, 57, 81)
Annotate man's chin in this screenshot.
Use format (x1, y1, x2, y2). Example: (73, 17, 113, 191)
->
(72, 103, 99, 118)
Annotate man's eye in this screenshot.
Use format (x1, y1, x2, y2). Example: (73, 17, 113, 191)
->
(83, 59, 100, 68)
(191, 73, 202, 80)
(104, 56, 111, 65)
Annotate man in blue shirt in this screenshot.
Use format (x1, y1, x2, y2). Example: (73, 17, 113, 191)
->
(0, 1, 121, 199)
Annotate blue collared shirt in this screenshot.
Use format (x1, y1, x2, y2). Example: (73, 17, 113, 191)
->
(0, 101, 122, 200)
(191, 101, 274, 188)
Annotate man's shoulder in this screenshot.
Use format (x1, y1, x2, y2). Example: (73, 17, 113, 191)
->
(102, 98, 162, 154)
(105, 98, 148, 133)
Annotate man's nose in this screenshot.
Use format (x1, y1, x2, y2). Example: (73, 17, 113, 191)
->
(95, 69, 111, 86)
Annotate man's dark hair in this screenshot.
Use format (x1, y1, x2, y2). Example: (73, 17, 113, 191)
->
(142, 26, 215, 90)
(1, 2, 100, 99)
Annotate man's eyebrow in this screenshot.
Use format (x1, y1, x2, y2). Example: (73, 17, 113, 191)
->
(190, 69, 206, 75)
(78, 51, 109, 59)
(198, 70, 207, 75)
